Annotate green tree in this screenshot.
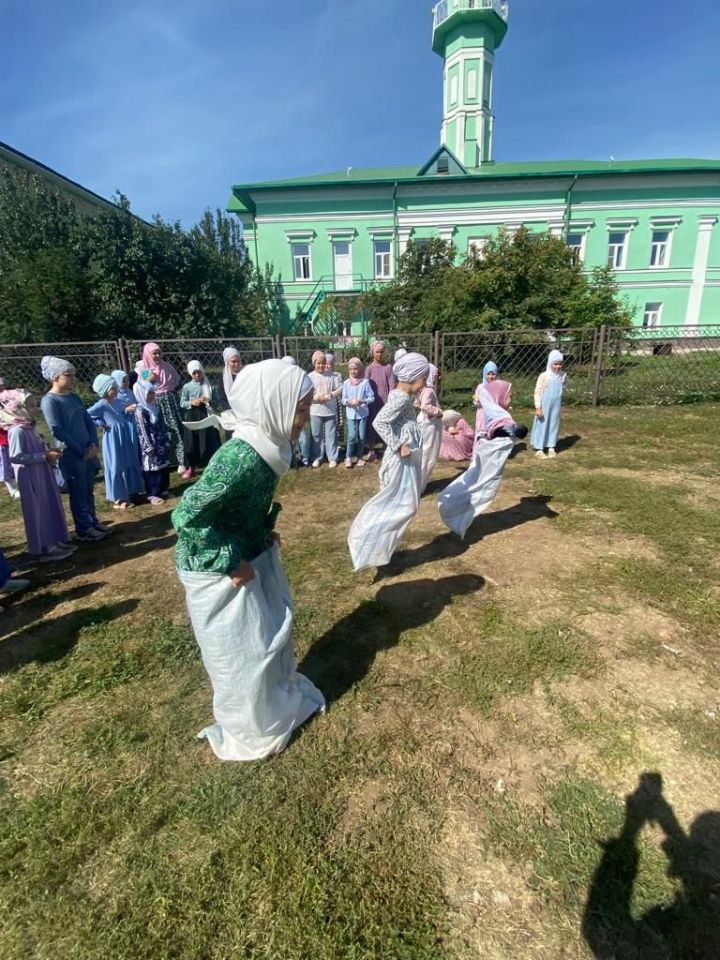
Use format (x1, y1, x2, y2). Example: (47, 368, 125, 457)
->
(363, 228, 631, 334)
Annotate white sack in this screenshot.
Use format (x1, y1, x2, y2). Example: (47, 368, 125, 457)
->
(418, 413, 443, 494)
(438, 436, 514, 538)
(348, 448, 422, 570)
(177, 544, 325, 761)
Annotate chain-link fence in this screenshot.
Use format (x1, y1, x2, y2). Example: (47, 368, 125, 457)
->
(123, 337, 277, 387)
(439, 327, 599, 412)
(282, 332, 437, 373)
(0, 340, 122, 402)
(599, 325, 720, 405)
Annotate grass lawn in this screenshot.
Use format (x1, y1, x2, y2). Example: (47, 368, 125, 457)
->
(1, 403, 719, 959)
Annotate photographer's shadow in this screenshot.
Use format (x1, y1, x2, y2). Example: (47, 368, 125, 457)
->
(583, 772, 720, 959)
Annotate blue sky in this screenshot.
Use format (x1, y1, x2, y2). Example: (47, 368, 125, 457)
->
(2, 0, 720, 225)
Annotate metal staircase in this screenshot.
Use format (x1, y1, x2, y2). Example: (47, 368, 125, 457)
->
(289, 275, 371, 336)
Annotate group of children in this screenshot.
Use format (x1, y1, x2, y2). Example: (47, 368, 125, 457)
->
(0, 340, 567, 594)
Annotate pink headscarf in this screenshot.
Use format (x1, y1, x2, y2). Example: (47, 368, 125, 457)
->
(137, 342, 180, 394)
(0, 389, 34, 428)
(347, 357, 364, 385)
(478, 379, 514, 436)
(311, 350, 326, 366)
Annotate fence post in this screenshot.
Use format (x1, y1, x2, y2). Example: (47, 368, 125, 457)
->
(433, 329, 440, 370)
(591, 324, 607, 407)
(115, 337, 130, 372)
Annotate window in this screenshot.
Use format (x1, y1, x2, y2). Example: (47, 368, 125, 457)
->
(291, 243, 311, 281)
(643, 302, 663, 328)
(607, 231, 628, 269)
(374, 240, 392, 279)
(466, 69, 477, 100)
(468, 237, 489, 258)
(567, 233, 584, 263)
(650, 230, 670, 268)
(450, 74, 458, 105)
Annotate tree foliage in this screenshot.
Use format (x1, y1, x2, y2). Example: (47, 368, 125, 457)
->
(0, 169, 274, 342)
(362, 230, 631, 334)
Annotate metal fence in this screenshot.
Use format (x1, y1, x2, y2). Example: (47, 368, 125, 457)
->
(123, 336, 278, 385)
(439, 324, 720, 410)
(0, 340, 122, 402)
(283, 332, 439, 373)
(1, 327, 718, 408)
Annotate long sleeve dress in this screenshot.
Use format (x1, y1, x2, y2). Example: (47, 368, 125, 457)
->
(173, 440, 324, 761)
(415, 385, 443, 492)
(87, 398, 144, 502)
(180, 381, 221, 469)
(373, 389, 422, 489)
(8, 425, 69, 553)
(365, 361, 397, 447)
(531, 372, 566, 451)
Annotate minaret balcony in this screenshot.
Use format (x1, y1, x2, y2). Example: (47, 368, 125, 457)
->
(432, 0, 509, 32)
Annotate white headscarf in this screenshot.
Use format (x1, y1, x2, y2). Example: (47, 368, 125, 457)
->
(392, 352, 430, 384)
(187, 360, 213, 400)
(222, 347, 242, 399)
(394, 347, 408, 362)
(442, 409, 462, 428)
(221, 360, 313, 477)
(426, 362, 438, 388)
(134, 378, 159, 424)
(546, 350, 567, 383)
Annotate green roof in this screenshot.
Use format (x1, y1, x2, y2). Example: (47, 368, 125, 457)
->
(232, 157, 720, 193)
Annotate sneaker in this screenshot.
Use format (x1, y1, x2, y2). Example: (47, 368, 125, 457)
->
(311, 460, 321, 468)
(77, 527, 107, 542)
(94, 522, 112, 534)
(57, 542, 78, 554)
(39, 546, 74, 563)
(364, 451, 378, 463)
(356, 459, 365, 468)
(535, 450, 547, 459)
(177, 466, 185, 475)
(302, 459, 310, 467)
(1, 578, 30, 594)
(328, 461, 337, 469)
(547, 448, 557, 458)
(345, 459, 354, 469)
(148, 495, 164, 505)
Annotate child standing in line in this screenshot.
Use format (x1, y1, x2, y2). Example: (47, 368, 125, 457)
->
(39, 356, 108, 542)
(134, 380, 170, 504)
(2, 391, 74, 562)
(0, 378, 20, 500)
(180, 360, 220, 474)
(88, 374, 145, 509)
(415, 363, 444, 492)
(531, 350, 566, 459)
(325, 352, 344, 456)
(308, 350, 342, 468)
(112, 370, 138, 415)
(473, 361, 498, 448)
(341, 358, 374, 469)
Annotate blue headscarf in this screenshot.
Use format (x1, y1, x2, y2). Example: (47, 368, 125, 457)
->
(112, 369, 136, 409)
(482, 361, 498, 383)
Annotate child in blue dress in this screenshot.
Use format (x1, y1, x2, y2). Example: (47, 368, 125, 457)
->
(531, 350, 566, 459)
(40, 356, 108, 541)
(88, 374, 145, 509)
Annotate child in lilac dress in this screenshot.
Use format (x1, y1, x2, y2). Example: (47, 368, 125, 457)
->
(0, 390, 74, 562)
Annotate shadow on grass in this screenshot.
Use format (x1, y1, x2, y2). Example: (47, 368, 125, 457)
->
(557, 434, 582, 453)
(423, 467, 466, 496)
(299, 573, 485, 706)
(0, 582, 102, 640)
(0, 599, 139, 674)
(376, 495, 558, 578)
(583, 771, 720, 960)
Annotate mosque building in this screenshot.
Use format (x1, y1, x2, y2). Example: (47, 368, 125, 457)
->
(228, 0, 720, 335)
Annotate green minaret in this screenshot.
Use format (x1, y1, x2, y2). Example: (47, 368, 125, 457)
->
(432, 0, 509, 167)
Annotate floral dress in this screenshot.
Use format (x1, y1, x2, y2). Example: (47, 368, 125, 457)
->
(373, 389, 422, 489)
(173, 439, 279, 574)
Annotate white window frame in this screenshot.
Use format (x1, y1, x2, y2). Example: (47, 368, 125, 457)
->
(566, 232, 586, 263)
(450, 74, 458, 105)
(649, 228, 673, 269)
(607, 231, 629, 270)
(642, 302, 663, 329)
(466, 68, 477, 100)
(373, 239, 393, 279)
(467, 236, 490, 259)
(291, 242, 312, 282)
